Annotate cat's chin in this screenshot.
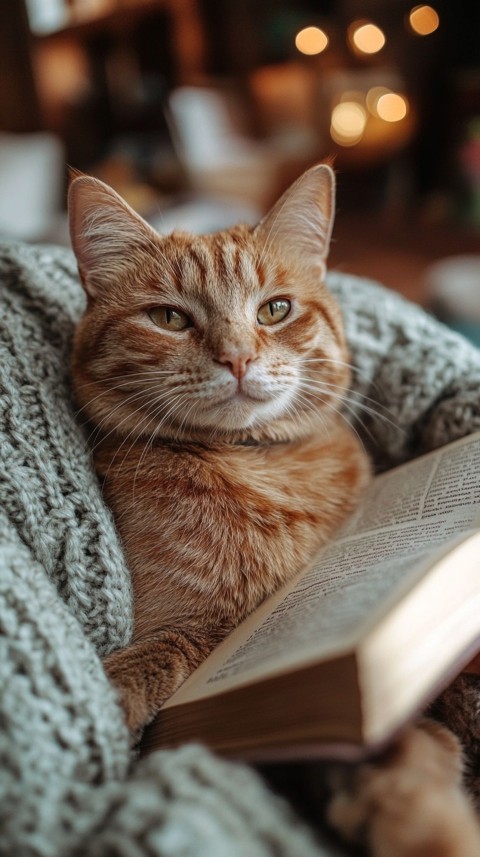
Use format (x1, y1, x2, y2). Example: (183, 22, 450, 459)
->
(165, 397, 337, 446)
(195, 390, 292, 433)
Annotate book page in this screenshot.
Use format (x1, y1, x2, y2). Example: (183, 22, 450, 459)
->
(340, 435, 480, 536)
(164, 433, 480, 706)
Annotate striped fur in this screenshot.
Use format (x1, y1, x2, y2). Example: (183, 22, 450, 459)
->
(69, 165, 370, 733)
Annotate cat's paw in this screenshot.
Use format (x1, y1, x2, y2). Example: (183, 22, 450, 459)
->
(103, 648, 152, 738)
(327, 720, 480, 857)
(103, 628, 224, 740)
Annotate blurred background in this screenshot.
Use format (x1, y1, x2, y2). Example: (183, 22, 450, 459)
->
(1, 0, 479, 327)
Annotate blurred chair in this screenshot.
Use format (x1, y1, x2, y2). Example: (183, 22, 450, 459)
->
(167, 84, 317, 214)
(168, 86, 280, 212)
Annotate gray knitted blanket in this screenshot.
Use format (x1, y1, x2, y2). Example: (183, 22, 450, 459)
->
(1, 239, 480, 857)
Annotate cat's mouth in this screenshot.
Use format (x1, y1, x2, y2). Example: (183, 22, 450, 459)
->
(218, 388, 270, 407)
(192, 387, 275, 430)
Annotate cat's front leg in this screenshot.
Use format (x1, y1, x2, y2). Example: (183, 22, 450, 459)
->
(327, 718, 480, 857)
(104, 624, 229, 736)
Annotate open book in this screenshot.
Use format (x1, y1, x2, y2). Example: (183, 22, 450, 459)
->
(142, 432, 480, 761)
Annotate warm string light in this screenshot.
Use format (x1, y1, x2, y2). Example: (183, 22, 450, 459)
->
(295, 26, 329, 56)
(294, 7, 439, 61)
(331, 102, 367, 146)
(376, 92, 408, 122)
(349, 21, 386, 55)
(365, 86, 390, 114)
(330, 88, 410, 147)
(292, 13, 416, 148)
(408, 5, 440, 36)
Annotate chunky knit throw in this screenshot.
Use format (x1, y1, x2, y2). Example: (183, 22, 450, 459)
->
(1, 238, 480, 857)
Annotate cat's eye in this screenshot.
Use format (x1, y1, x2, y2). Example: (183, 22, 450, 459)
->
(148, 306, 192, 331)
(257, 299, 291, 326)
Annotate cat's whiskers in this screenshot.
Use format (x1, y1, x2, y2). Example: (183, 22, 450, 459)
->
(107, 379, 196, 459)
(302, 356, 385, 398)
(299, 369, 393, 414)
(87, 389, 171, 453)
(75, 368, 178, 388)
(302, 355, 360, 370)
(296, 382, 378, 446)
(88, 382, 183, 455)
(147, 390, 191, 439)
(131, 390, 191, 499)
(298, 377, 366, 412)
(86, 386, 159, 451)
(175, 392, 201, 441)
(291, 389, 333, 440)
(280, 394, 324, 441)
(296, 383, 368, 448)
(74, 372, 178, 419)
(330, 402, 367, 448)
(297, 377, 402, 434)
(100, 386, 186, 486)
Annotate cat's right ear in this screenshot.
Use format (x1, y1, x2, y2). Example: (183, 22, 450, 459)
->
(254, 163, 335, 279)
(68, 174, 158, 298)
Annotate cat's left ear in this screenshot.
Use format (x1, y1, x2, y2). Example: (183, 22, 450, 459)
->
(254, 163, 335, 278)
(68, 174, 159, 298)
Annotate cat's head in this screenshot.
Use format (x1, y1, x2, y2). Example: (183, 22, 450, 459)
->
(69, 164, 350, 444)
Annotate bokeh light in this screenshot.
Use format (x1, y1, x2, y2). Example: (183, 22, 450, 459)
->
(330, 102, 367, 146)
(295, 26, 329, 56)
(376, 92, 409, 122)
(408, 5, 440, 36)
(349, 22, 386, 55)
(366, 86, 391, 115)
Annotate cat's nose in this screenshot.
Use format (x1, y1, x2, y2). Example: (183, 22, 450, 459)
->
(216, 349, 257, 381)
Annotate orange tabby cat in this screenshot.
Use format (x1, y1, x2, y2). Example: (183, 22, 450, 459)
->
(69, 165, 480, 857)
(69, 164, 369, 731)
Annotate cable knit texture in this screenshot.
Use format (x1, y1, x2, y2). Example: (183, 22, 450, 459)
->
(1, 239, 479, 857)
